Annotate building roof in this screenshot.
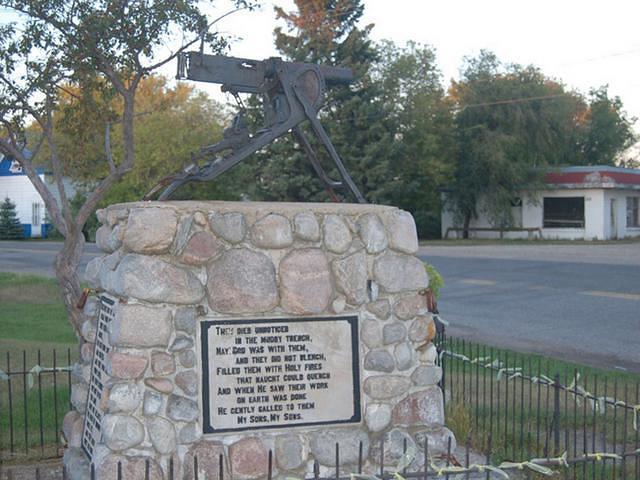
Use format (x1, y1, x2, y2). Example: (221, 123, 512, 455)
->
(544, 165, 640, 190)
(0, 152, 44, 177)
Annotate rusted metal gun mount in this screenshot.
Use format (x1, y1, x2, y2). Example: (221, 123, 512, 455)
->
(145, 52, 365, 203)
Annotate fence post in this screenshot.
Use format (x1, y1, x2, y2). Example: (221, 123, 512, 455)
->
(553, 373, 561, 455)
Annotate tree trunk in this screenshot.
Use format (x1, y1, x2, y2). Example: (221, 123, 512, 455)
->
(54, 227, 88, 338)
(462, 212, 471, 239)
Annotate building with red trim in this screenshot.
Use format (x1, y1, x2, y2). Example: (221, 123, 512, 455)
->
(441, 166, 640, 240)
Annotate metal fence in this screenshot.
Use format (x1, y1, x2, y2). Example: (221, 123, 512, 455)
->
(1, 333, 639, 479)
(435, 329, 640, 479)
(2, 432, 640, 479)
(0, 349, 74, 463)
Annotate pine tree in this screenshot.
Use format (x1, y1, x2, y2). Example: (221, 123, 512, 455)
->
(0, 197, 25, 239)
(246, 0, 394, 204)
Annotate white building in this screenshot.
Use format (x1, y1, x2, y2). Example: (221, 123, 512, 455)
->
(441, 166, 640, 240)
(0, 154, 50, 238)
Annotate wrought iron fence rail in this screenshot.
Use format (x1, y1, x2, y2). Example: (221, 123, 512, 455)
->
(0, 349, 74, 462)
(1, 441, 639, 479)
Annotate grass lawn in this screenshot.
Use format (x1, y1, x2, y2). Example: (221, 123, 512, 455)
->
(440, 336, 640, 478)
(0, 272, 76, 353)
(0, 272, 76, 462)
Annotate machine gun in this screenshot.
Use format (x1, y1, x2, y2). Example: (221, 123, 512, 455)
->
(145, 52, 366, 203)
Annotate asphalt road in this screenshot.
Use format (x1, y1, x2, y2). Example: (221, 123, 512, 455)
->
(1, 240, 639, 372)
(0, 240, 100, 278)
(419, 244, 640, 373)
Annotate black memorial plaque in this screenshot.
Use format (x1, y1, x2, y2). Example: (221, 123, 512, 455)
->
(200, 316, 361, 433)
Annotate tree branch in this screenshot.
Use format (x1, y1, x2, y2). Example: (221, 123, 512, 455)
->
(142, 6, 248, 73)
(0, 134, 67, 235)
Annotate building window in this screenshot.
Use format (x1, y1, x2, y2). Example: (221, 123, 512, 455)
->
(543, 197, 585, 228)
(627, 197, 640, 228)
(32, 203, 41, 226)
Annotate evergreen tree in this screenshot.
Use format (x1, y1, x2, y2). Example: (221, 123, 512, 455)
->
(247, 0, 394, 204)
(0, 197, 25, 240)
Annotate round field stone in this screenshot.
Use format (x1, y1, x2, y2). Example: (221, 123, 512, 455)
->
(151, 352, 175, 376)
(147, 416, 176, 454)
(373, 253, 428, 293)
(383, 322, 407, 345)
(70, 383, 88, 413)
(63, 411, 83, 448)
(179, 350, 196, 368)
(365, 403, 391, 432)
(167, 394, 198, 422)
(293, 212, 320, 241)
(209, 211, 247, 243)
(279, 249, 332, 314)
(111, 305, 172, 348)
(102, 414, 145, 451)
(332, 250, 368, 305)
(183, 441, 228, 480)
(123, 207, 178, 254)
(394, 341, 414, 371)
(175, 370, 198, 396)
(169, 335, 194, 352)
(411, 365, 442, 386)
(415, 426, 457, 456)
(394, 293, 427, 320)
(112, 254, 205, 304)
(229, 437, 269, 479)
(418, 342, 438, 364)
(384, 210, 419, 254)
(181, 231, 222, 265)
(144, 377, 174, 394)
(366, 299, 391, 320)
(143, 391, 162, 416)
(357, 213, 388, 253)
(309, 429, 369, 466)
(251, 213, 293, 248)
(96, 224, 122, 253)
(207, 249, 278, 314)
(174, 307, 197, 334)
(364, 349, 395, 373)
(179, 422, 202, 444)
(361, 318, 382, 349)
(96, 455, 163, 480)
(391, 386, 444, 426)
(323, 214, 352, 253)
(106, 352, 148, 380)
(364, 375, 411, 400)
(275, 434, 306, 470)
(409, 315, 436, 343)
(370, 428, 416, 466)
(107, 383, 142, 413)
(62, 448, 90, 480)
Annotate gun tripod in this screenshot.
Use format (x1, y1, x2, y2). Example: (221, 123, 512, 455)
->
(145, 53, 366, 203)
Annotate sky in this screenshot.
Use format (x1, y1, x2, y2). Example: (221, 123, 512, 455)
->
(174, 0, 640, 133)
(2, 0, 640, 131)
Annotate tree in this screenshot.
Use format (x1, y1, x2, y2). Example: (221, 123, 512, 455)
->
(373, 41, 455, 236)
(0, 197, 24, 239)
(577, 86, 636, 166)
(245, 0, 394, 204)
(447, 51, 588, 232)
(51, 75, 229, 212)
(0, 0, 252, 335)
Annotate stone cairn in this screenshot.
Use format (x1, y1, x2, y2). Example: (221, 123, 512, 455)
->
(63, 201, 454, 479)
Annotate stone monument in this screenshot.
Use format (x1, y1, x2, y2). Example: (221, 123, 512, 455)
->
(63, 201, 454, 479)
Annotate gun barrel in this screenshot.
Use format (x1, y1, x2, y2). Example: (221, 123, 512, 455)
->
(177, 52, 354, 91)
(319, 65, 353, 85)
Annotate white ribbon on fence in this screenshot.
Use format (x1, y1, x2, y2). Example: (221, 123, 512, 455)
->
(440, 348, 640, 431)
(0, 364, 73, 390)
